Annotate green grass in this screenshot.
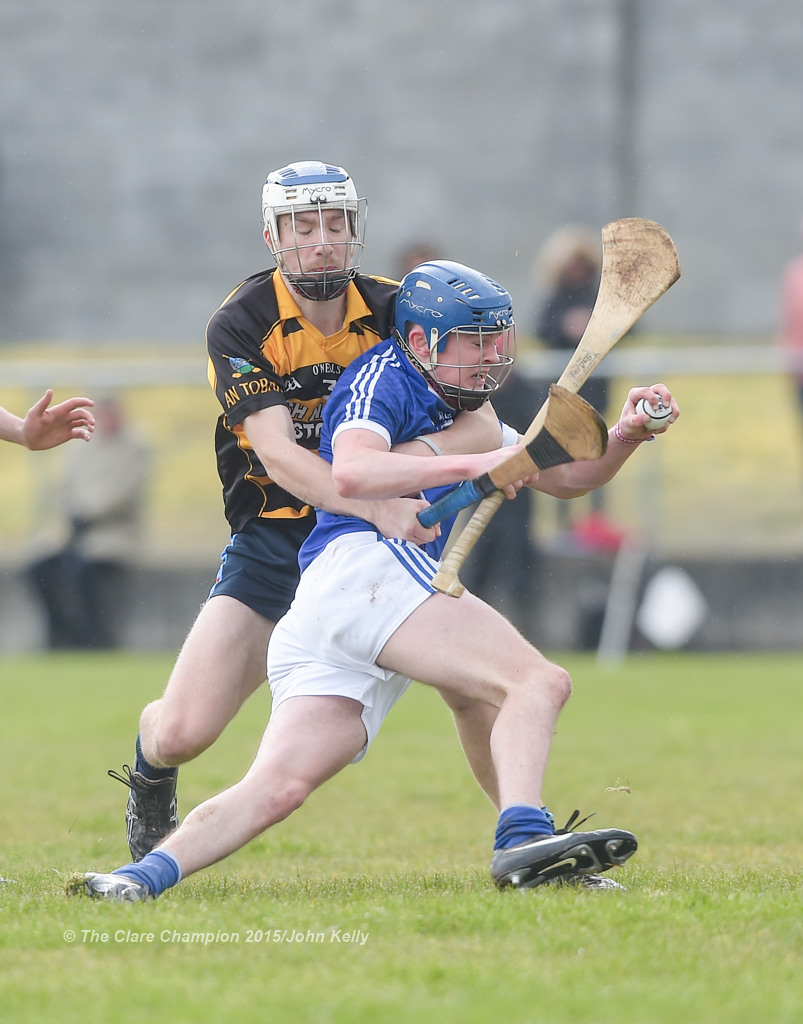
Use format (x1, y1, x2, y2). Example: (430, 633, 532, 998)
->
(1, 651, 801, 1023)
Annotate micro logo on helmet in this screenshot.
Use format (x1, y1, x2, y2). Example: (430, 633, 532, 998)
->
(398, 296, 445, 319)
(299, 185, 337, 200)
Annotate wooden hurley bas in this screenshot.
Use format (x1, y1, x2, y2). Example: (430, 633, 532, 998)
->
(417, 385, 608, 530)
(431, 217, 681, 597)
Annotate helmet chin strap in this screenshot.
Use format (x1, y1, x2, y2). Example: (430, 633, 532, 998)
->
(422, 359, 491, 413)
(285, 269, 353, 301)
(424, 327, 498, 411)
(434, 378, 492, 413)
(423, 369, 461, 410)
(393, 326, 491, 412)
(392, 327, 443, 390)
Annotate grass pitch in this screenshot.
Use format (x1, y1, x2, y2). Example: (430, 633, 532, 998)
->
(1, 650, 801, 1023)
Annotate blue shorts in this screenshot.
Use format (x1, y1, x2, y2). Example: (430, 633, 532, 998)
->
(207, 517, 314, 622)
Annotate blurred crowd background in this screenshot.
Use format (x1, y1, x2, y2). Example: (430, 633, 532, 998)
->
(2, 1, 803, 653)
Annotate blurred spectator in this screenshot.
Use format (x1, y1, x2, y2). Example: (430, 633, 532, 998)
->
(533, 224, 623, 544)
(461, 365, 549, 635)
(534, 224, 607, 431)
(394, 239, 440, 280)
(28, 395, 149, 649)
(779, 217, 803, 430)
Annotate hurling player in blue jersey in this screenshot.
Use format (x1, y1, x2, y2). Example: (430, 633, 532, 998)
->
(70, 260, 681, 900)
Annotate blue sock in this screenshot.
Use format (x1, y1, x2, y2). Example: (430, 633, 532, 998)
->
(135, 734, 178, 783)
(494, 805, 555, 850)
(113, 849, 183, 896)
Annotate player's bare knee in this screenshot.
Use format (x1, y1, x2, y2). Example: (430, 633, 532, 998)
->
(151, 710, 217, 766)
(253, 777, 311, 828)
(278, 778, 311, 817)
(507, 659, 571, 709)
(138, 700, 190, 767)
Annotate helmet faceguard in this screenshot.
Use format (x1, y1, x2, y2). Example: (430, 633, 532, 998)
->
(393, 260, 516, 411)
(261, 161, 367, 301)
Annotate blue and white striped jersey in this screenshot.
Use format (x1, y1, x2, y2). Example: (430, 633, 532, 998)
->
(298, 337, 458, 572)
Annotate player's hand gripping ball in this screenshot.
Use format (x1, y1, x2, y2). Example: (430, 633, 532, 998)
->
(635, 395, 672, 431)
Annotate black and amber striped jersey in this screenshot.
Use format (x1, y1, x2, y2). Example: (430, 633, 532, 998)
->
(207, 268, 398, 534)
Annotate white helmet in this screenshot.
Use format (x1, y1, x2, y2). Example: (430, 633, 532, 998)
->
(261, 160, 367, 301)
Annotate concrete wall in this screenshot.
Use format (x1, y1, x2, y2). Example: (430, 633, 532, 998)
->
(1, 555, 800, 655)
(2, 1, 803, 346)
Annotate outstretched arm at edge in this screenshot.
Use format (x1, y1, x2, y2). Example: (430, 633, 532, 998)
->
(0, 391, 95, 449)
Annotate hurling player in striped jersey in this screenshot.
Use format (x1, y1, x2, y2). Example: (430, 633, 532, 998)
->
(105, 162, 504, 864)
(71, 261, 656, 902)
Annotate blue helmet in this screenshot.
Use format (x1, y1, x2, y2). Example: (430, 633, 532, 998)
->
(393, 260, 516, 410)
(261, 160, 367, 301)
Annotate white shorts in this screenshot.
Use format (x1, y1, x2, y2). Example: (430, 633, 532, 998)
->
(267, 532, 439, 761)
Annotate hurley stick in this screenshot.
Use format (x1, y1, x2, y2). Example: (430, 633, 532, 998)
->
(432, 217, 680, 597)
